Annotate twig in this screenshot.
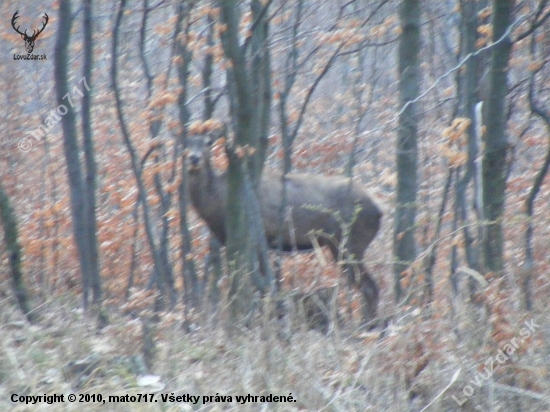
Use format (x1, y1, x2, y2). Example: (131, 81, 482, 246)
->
(419, 369, 461, 412)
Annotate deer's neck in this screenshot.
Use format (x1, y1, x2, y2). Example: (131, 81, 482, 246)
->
(189, 162, 211, 197)
(188, 161, 227, 242)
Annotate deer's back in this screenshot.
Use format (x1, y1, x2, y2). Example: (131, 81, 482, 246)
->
(260, 172, 382, 250)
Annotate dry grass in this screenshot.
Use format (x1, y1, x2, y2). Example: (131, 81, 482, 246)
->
(1, 277, 549, 412)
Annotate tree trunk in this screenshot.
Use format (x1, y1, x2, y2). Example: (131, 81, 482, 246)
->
(218, 0, 273, 327)
(0, 182, 34, 322)
(393, 0, 421, 302)
(55, 0, 93, 308)
(81, 0, 102, 309)
(482, 0, 515, 275)
(452, 0, 483, 297)
(175, 1, 200, 309)
(201, 15, 223, 311)
(524, 35, 550, 310)
(141, 0, 177, 308)
(111, 0, 168, 310)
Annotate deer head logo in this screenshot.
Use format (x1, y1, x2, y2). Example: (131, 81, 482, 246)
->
(12, 11, 49, 54)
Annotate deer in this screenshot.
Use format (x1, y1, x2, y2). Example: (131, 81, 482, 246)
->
(185, 129, 383, 326)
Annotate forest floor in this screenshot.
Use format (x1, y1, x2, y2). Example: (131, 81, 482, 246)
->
(1, 274, 549, 412)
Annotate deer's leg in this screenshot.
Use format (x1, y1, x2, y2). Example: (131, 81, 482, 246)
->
(341, 261, 378, 323)
(329, 242, 368, 320)
(328, 243, 379, 325)
(358, 264, 379, 327)
(327, 243, 357, 287)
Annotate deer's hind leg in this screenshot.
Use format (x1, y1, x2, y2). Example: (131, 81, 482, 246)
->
(327, 242, 378, 326)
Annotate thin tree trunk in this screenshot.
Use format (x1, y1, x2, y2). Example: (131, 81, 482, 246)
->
(482, 0, 515, 275)
(111, 0, 166, 310)
(0, 182, 34, 322)
(140, 0, 177, 308)
(174, 1, 200, 310)
(452, 0, 482, 298)
(393, 0, 421, 302)
(55, 0, 92, 308)
(81, 0, 102, 310)
(524, 36, 550, 310)
(131, 57, 165, 363)
(201, 15, 223, 310)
